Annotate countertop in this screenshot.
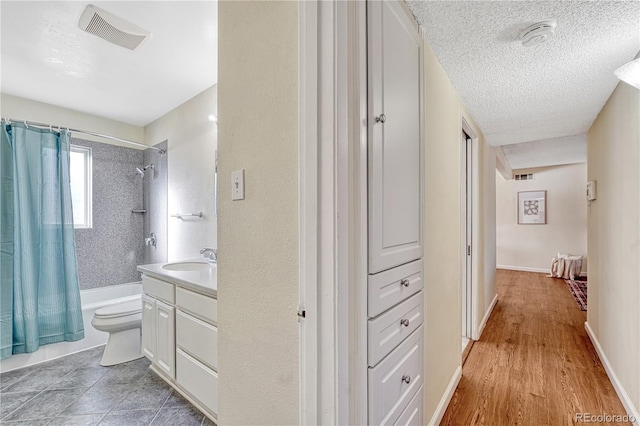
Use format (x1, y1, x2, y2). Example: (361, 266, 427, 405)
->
(137, 259, 217, 298)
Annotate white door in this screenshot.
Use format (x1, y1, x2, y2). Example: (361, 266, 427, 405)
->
(155, 299, 176, 379)
(367, 0, 423, 274)
(141, 294, 156, 362)
(461, 132, 473, 341)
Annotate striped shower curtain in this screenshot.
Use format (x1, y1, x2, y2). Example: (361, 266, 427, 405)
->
(1, 122, 84, 360)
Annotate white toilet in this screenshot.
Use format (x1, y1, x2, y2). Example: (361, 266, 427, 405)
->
(91, 295, 143, 366)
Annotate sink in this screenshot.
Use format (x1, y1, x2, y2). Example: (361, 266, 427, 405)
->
(162, 262, 212, 272)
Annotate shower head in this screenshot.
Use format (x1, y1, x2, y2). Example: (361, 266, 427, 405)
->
(135, 164, 154, 178)
(142, 164, 154, 171)
(135, 167, 145, 177)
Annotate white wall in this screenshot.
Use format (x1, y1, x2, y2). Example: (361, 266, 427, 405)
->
(0, 93, 144, 146)
(496, 163, 587, 274)
(217, 2, 299, 425)
(423, 41, 497, 421)
(587, 80, 640, 419)
(144, 85, 217, 261)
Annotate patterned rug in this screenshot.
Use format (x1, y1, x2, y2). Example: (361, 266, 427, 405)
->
(565, 278, 587, 311)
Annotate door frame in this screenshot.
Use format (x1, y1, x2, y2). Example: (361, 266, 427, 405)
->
(298, 1, 355, 424)
(460, 115, 481, 341)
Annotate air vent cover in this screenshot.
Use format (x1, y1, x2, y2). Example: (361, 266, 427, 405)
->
(78, 4, 151, 50)
(514, 173, 534, 181)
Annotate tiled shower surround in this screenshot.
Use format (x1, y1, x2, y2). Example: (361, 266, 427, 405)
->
(72, 138, 167, 290)
(143, 141, 168, 265)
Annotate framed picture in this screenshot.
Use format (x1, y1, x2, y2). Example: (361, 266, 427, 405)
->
(518, 190, 546, 224)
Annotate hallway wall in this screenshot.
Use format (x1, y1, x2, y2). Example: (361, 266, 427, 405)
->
(587, 79, 640, 418)
(496, 163, 588, 274)
(423, 41, 497, 422)
(217, 2, 299, 425)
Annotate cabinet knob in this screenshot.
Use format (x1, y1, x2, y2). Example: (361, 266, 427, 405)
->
(402, 375, 411, 384)
(400, 318, 410, 327)
(400, 278, 410, 287)
(375, 114, 386, 124)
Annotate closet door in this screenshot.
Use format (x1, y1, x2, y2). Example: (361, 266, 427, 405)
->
(368, 0, 423, 274)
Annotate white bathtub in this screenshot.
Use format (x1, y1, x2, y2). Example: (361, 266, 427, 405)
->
(0, 282, 142, 372)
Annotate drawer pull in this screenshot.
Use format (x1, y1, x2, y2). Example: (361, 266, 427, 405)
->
(400, 278, 410, 287)
(375, 113, 386, 124)
(402, 375, 411, 384)
(400, 318, 410, 327)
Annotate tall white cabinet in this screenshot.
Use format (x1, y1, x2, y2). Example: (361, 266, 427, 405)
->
(366, 1, 424, 425)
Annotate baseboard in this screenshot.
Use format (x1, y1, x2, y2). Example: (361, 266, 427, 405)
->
(497, 265, 548, 274)
(585, 322, 639, 426)
(497, 265, 588, 277)
(428, 365, 462, 426)
(475, 294, 498, 340)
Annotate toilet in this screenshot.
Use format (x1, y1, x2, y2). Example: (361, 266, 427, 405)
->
(91, 295, 143, 366)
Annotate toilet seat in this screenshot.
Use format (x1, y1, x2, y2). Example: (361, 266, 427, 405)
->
(94, 298, 141, 319)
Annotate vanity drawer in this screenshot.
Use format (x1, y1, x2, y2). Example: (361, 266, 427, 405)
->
(176, 348, 218, 415)
(142, 275, 175, 304)
(394, 385, 423, 426)
(368, 291, 423, 366)
(368, 259, 423, 318)
(176, 310, 218, 371)
(176, 286, 217, 324)
(369, 326, 423, 426)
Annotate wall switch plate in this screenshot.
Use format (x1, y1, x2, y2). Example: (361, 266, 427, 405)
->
(232, 169, 245, 200)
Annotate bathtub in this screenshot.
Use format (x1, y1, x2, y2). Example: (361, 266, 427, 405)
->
(0, 282, 142, 373)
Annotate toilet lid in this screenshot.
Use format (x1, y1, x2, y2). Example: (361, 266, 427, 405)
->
(95, 297, 142, 319)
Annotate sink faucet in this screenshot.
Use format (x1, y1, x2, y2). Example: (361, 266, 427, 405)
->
(200, 247, 217, 263)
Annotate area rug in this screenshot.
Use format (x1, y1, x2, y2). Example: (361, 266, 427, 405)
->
(565, 278, 587, 311)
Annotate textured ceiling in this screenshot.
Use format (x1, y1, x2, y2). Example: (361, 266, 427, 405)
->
(406, 0, 640, 168)
(1, 1, 217, 126)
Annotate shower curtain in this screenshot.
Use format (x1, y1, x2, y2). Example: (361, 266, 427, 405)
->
(0, 122, 84, 360)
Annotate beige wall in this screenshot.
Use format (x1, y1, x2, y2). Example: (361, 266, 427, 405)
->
(217, 2, 299, 425)
(423, 41, 496, 421)
(0, 93, 144, 146)
(587, 81, 640, 414)
(496, 163, 588, 274)
(144, 85, 217, 261)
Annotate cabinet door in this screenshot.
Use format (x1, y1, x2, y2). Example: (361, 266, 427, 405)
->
(368, 0, 423, 274)
(155, 299, 176, 379)
(141, 294, 156, 362)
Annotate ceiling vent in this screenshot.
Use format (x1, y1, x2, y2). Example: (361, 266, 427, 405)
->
(78, 4, 151, 50)
(514, 173, 534, 181)
(519, 21, 556, 47)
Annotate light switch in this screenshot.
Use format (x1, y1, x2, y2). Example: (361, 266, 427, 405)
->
(231, 169, 245, 200)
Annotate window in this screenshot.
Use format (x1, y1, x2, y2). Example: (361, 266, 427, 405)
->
(69, 145, 92, 228)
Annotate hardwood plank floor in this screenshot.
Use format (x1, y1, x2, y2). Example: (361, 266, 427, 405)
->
(440, 269, 631, 426)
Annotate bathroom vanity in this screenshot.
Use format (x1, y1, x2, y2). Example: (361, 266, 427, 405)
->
(137, 260, 217, 423)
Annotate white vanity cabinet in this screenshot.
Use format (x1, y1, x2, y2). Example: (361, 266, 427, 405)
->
(141, 276, 176, 379)
(139, 271, 218, 422)
(175, 287, 218, 416)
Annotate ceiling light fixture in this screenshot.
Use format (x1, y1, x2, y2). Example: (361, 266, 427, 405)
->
(614, 57, 640, 89)
(519, 21, 556, 47)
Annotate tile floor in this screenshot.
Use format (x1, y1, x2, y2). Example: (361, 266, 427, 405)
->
(0, 346, 215, 425)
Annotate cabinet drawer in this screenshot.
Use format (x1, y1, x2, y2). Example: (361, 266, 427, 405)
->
(176, 287, 217, 324)
(142, 275, 175, 304)
(369, 326, 423, 426)
(394, 385, 423, 426)
(368, 259, 423, 318)
(176, 349, 218, 415)
(176, 310, 218, 371)
(368, 291, 423, 366)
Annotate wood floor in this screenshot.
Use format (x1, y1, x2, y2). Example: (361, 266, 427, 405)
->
(441, 269, 630, 426)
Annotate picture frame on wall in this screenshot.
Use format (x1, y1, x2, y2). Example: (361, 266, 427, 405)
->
(518, 190, 546, 224)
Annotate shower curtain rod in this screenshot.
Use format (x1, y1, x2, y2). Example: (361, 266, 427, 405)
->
(1, 117, 166, 155)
